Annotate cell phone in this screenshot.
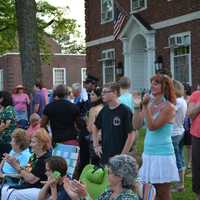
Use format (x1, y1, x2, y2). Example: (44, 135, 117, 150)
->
(52, 171, 61, 179)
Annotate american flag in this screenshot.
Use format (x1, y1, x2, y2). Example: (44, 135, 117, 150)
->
(113, 3, 126, 40)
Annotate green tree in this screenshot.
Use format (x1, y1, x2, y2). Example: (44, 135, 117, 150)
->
(0, 0, 85, 55)
(0, 0, 85, 91)
(0, 0, 17, 54)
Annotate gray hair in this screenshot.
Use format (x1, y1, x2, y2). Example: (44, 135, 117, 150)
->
(72, 83, 82, 92)
(108, 154, 138, 189)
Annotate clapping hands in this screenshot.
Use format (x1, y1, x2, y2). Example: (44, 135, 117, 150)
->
(63, 177, 87, 199)
(3, 153, 20, 169)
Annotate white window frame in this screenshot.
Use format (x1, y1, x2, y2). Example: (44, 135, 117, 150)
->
(53, 68, 66, 86)
(81, 68, 87, 88)
(101, 0, 114, 24)
(130, 0, 147, 13)
(0, 69, 3, 90)
(170, 32, 192, 85)
(101, 49, 115, 84)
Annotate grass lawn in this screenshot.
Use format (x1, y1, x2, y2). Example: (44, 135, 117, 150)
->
(136, 129, 195, 200)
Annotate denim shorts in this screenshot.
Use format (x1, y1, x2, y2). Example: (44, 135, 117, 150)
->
(172, 134, 185, 171)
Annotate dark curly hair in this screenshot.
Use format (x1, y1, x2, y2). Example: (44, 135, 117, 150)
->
(150, 74, 176, 104)
(0, 91, 13, 107)
(45, 156, 67, 177)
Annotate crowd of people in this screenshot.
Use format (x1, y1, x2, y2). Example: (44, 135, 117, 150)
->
(0, 73, 199, 200)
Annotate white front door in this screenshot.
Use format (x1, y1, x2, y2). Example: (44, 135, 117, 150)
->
(131, 50, 147, 90)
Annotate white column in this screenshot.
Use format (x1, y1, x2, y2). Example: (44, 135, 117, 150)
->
(146, 31, 156, 89)
(121, 37, 129, 76)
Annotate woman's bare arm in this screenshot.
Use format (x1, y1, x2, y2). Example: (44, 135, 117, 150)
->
(144, 103, 175, 131)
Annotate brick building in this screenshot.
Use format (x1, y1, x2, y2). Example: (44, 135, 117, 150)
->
(85, 0, 200, 90)
(0, 38, 86, 91)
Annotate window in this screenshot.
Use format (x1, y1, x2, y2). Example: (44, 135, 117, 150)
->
(101, 0, 114, 23)
(131, 0, 147, 12)
(0, 69, 3, 90)
(101, 49, 115, 84)
(170, 32, 191, 84)
(53, 68, 66, 86)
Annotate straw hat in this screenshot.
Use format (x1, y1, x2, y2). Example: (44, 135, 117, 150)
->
(15, 84, 24, 89)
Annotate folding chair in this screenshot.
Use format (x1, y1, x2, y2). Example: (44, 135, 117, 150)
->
(142, 183, 156, 200)
(52, 143, 80, 178)
(136, 180, 156, 200)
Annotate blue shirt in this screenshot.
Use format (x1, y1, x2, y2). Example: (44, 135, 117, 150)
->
(31, 90, 46, 117)
(2, 148, 31, 174)
(144, 123, 174, 155)
(119, 92, 134, 112)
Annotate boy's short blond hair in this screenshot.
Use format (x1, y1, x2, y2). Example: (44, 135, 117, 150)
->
(30, 113, 41, 123)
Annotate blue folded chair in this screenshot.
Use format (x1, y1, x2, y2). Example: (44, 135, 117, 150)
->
(52, 143, 80, 178)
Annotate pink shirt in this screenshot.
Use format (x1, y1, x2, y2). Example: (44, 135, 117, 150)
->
(26, 124, 41, 138)
(12, 93, 29, 111)
(189, 91, 200, 137)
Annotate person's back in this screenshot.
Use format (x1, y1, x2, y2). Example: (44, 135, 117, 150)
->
(31, 90, 46, 117)
(43, 99, 79, 143)
(119, 92, 134, 111)
(118, 76, 134, 112)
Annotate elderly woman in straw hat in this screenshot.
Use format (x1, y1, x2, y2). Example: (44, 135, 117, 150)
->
(98, 154, 139, 200)
(12, 84, 30, 122)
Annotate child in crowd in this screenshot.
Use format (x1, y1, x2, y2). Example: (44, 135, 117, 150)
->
(26, 113, 41, 138)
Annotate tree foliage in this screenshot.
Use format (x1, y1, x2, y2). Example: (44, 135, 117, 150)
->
(0, 0, 85, 55)
(0, 0, 17, 54)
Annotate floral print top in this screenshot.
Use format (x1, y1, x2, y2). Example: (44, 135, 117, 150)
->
(97, 189, 139, 200)
(0, 106, 16, 144)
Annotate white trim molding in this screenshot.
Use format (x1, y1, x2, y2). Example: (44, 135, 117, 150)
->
(151, 11, 200, 29)
(86, 11, 200, 48)
(86, 35, 114, 47)
(0, 52, 85, 58)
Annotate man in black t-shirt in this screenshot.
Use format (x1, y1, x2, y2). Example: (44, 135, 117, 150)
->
(41, 85, 80, 144)
(93, 82, 136, 164)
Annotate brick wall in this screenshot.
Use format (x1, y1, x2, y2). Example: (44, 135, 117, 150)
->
(42, 54, 86, 89)
(86, 40, 123, 85)
(85, 0, 200, 42)
(0, 54, 85, 91)
(85, 0, 200, 87)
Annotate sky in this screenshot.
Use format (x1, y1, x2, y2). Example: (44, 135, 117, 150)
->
(38, 0, 85, 41)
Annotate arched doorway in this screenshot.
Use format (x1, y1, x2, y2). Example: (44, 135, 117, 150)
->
(130, 34, 147, 90)
(120, 15, 155, 91)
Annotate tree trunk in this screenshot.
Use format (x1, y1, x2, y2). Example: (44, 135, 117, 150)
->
(15, 0, 41, 93)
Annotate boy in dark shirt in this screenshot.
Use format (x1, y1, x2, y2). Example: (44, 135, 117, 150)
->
(93, 82, 136, 164)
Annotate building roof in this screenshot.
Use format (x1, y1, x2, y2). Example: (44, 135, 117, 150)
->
(133, 13, 153, 31)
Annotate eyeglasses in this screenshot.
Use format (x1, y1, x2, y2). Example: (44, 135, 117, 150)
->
(101, 90, 113, 95)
